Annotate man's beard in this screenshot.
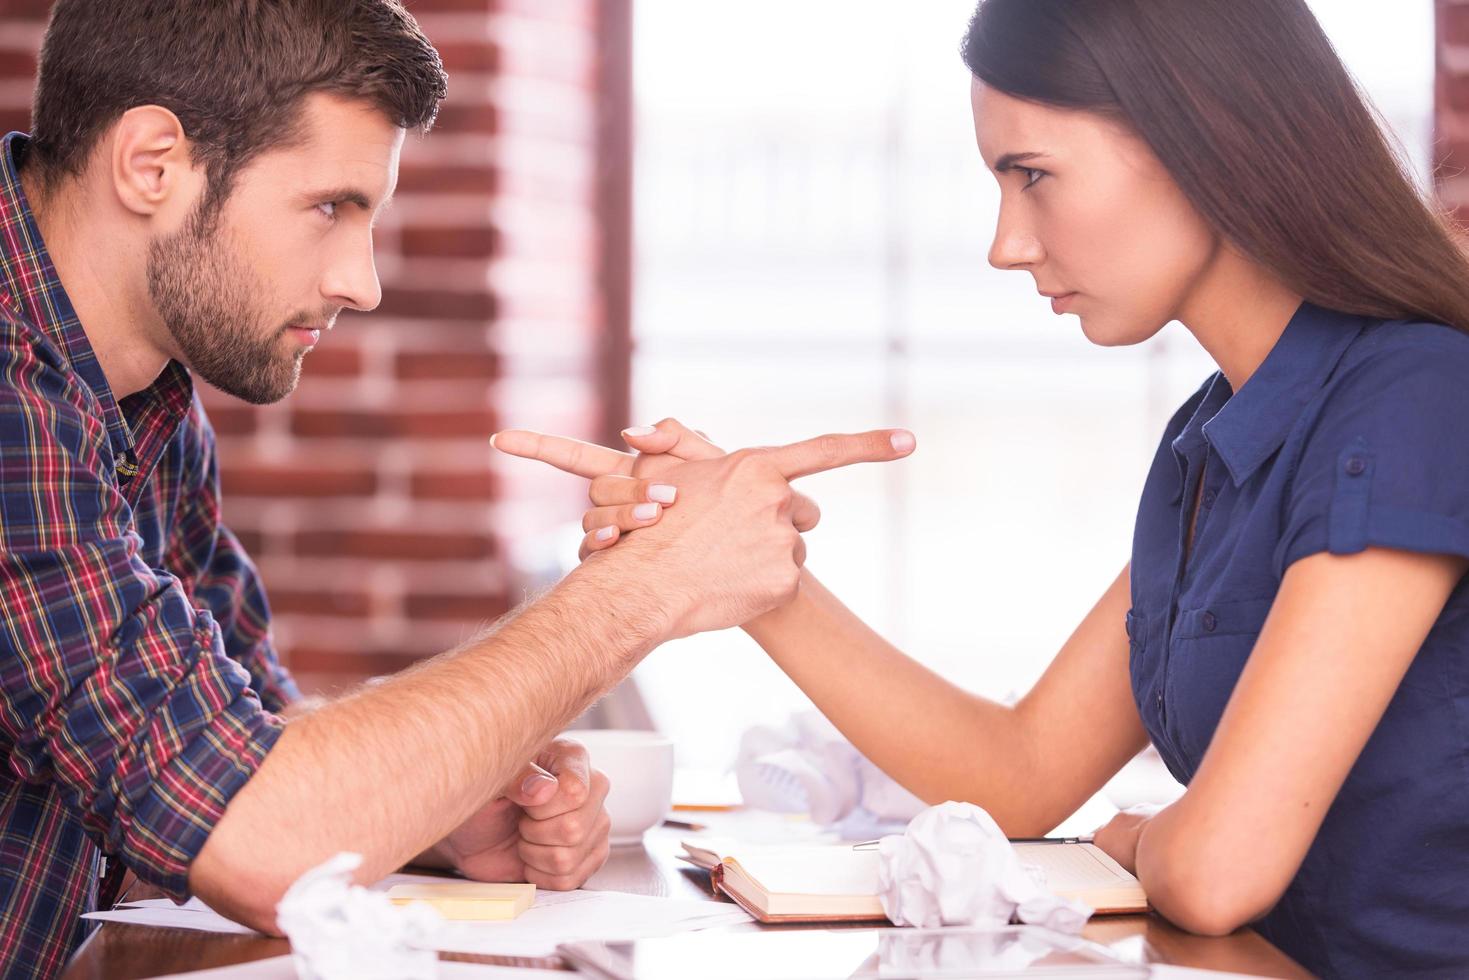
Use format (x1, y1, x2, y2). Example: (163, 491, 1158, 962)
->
(146, 209, 312, 405)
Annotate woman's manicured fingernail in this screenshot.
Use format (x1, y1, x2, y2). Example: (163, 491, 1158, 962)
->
(649, 484, 677, 504)
(634, 503, 659, 521)
(891, 431, 916, 453)
(623, 425, 658, 437)
(596, 525, 617, 541)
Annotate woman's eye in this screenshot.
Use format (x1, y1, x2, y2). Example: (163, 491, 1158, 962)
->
(1020, 167, 1045, 189)
(316, 201, 338, 220)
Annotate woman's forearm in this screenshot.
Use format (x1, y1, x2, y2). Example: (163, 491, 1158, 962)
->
(742, 564, 1147, 835)
(747, 572, 1045, 833)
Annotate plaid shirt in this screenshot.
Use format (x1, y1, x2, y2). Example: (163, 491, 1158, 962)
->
(0, 133, 295, 979)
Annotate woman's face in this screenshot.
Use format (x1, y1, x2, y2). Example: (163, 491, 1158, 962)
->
(970, 79, 1220, 346)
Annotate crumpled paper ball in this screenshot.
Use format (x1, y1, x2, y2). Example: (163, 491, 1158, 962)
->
(877, 802, 1092, 933)
(735, 712, 925, 827)
(276, 852, 442, 980)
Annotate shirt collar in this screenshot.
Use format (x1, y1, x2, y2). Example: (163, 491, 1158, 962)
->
(1199, 301, 1369, 487)
(0, 132, 193, 485)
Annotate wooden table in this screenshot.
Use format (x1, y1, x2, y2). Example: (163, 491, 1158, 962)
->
(64, 827, 1311, 979)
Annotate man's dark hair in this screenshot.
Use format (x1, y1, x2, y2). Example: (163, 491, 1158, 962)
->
(27, 0, 447, 213)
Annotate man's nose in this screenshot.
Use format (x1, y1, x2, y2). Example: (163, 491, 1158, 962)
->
(323, 234, 382, 313)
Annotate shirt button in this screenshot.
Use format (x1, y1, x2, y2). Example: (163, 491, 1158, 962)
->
(1155, 691, 1164, 707)
(1202, 611, 1218, 632)
(1202, 488, 1217, 508)
(1345, 456, 1367, 476)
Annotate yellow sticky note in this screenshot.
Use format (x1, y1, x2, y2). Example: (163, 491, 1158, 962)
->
(386, 882, 536, 921)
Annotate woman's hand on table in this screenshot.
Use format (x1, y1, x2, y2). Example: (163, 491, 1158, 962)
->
(1092, 803, 1167, 875)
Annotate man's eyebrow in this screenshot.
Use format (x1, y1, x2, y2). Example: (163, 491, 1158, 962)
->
(306, 186, 390, 212)
(993, 151, 1048, 173)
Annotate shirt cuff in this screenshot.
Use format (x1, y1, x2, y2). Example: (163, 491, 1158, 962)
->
(122, 672, 285, 900)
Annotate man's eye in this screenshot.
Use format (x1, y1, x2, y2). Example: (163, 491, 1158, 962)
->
(1020, 167, 1045, 189)
(316, 201, 338, 219)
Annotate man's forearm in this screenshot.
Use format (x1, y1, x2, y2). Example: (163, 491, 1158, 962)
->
(190, 559, 668, 931)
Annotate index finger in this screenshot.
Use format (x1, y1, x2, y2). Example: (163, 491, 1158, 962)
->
(762, 429, 916, 481)
(491, 430, 635, 479)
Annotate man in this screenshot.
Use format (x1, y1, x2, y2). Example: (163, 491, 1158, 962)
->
(0, 2, 913, 976)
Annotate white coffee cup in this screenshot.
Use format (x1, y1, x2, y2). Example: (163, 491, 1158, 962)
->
(567, 729, 674, 846)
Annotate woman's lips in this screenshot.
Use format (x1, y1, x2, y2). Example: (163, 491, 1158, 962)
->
(1049, 293, 1078, 315)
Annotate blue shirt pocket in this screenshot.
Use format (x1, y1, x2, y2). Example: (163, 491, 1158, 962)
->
(1166, 596, 1275, 768)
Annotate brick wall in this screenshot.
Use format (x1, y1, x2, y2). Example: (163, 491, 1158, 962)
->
(0, 0, 630, 694)
(1439, 0, 1469, 219)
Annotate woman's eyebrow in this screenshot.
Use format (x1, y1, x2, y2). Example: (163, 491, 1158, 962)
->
(993, 151, 1049, 173)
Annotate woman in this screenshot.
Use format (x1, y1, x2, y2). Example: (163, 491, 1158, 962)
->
(494, 1, 1469, 975)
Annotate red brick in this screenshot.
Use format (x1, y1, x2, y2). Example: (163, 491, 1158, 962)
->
(0, 0, 52, 21)
(233, 529, 266, 555)
(376, 287, 497, 320)
(409, 468, 498, 500)
(268, 588, 374, 617)
(397, 165, 498, 195)
(303, 344, 364, 378)
(294, 528, 495, 561)
(435, 41, 500, 73)
(1445, 74, 1469, 113)
(431, 103, 500, 135)
(407, 0, 494, 12)
(0, 51, 36, 79)
(290, 407, 496, 439)
(205, 405, 258, 437)
(0, 108, 31, 133)
(395, 350, 499, 380)
(404, 592, 511, 621)
(220, 464, 377, 498)
(286, 647, 431, 679)
(1446, 4, 1469, 47)
(400, 226, 499, 258)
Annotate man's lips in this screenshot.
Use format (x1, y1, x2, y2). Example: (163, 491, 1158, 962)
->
(287, 325, 324, 345)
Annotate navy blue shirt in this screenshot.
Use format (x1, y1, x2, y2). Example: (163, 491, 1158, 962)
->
(1128, 302, 1469, 979)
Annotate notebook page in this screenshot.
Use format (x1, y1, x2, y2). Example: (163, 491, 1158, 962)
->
(1013, 843, 1136, 890)
(730, 847, 881, 896)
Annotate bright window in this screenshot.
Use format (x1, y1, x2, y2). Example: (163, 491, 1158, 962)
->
(628, 1, 1435, 772)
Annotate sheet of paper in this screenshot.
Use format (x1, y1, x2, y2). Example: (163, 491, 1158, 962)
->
(427, 887, 752, 958)
(83, 905, 255, 934)
(730, 847, 881, 896)
(143, 953, 570, 979)
(87, 871, 750, 959)
(88, 872, 445, 935)
(1012, 843, 1134, 890)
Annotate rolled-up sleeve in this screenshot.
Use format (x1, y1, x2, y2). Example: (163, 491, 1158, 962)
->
(0, 330, 282, 899)
(1277, 333, 1469, 574)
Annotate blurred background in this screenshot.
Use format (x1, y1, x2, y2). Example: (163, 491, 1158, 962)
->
(0, 1, 1459, 792)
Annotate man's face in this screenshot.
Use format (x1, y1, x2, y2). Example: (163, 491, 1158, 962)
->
(148, 93, 403, 404)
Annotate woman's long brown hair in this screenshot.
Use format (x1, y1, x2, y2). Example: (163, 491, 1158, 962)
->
(962, 0, 1469, 332)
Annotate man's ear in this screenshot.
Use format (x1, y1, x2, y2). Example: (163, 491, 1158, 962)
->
(108, 105, 202, 218)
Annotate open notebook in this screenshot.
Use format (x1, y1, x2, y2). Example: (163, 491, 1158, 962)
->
(680, 838, 1147, 924)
